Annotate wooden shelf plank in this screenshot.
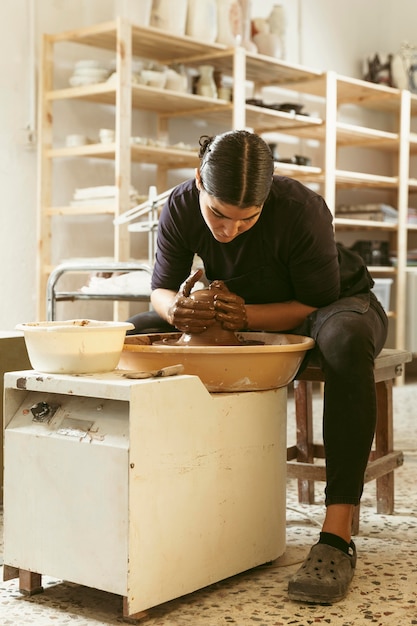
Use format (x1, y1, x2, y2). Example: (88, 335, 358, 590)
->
(243, 52, 324, 86)
(335, 170, 398, 188)
(47, 143, 198, 167)
(248, 107, 323, 135)
(367, 266, 397, 274)
(273, 162, 322, 178)
(281, 169, 400, 189)
(45, 206, 117, 216)
(335, 76, 401, 109)
(335, 122, 398, 148)
(283, 75, 402, 112)
(48, 20, 226, 61)
(47, 82, 117, 104)
(334, 217, 397, 231)
(47, 83, 233, 117)
(286, 120, 399, 149)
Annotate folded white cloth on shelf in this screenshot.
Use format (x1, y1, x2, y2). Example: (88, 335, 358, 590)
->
(73, 185, 139, 200)
(79, 272, 206, 296)
(80, 271, 152, 295)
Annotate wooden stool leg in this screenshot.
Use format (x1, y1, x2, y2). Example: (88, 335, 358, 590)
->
(351, 505, 360, 536)
(374, 379, 395, 514)
(294, 379, 315, 503)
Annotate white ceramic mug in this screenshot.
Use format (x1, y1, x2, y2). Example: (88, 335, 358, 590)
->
(66, 134, 88, 147)
(99, 128, 115, 144)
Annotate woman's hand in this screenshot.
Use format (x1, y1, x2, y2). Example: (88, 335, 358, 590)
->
(212, 281, 248, 331)
(167, 269, 216, 333)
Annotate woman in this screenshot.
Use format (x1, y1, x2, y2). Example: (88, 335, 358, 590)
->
(128, 129, 388, 604)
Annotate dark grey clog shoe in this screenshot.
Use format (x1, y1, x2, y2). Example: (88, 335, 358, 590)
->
(288, 541, 357, 604)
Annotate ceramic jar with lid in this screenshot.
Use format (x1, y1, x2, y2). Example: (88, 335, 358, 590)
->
(186, 0, 217, 43)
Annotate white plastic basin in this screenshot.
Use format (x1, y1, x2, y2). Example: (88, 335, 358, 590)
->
(16, 319, 134, 374)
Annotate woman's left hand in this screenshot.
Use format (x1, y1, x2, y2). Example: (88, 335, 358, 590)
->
(212, 282, 248, 331)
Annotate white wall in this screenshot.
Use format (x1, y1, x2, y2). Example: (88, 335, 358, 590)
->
(0, 0, 416, 329)
(0, 0, 114, 329)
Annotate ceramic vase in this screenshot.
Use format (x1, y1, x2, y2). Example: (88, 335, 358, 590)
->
(196, 65, 218, 98)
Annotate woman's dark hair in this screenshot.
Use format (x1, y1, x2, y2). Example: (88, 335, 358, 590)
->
(198, 130, 274, 208)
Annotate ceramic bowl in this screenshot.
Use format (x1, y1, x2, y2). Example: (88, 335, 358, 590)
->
(65, 134, 88, 147)
(140, 69, 167, 89)
(69, 75, 105, 87)
(74, 59, 104, 70)
(119, 331, 315, 392)
(73, 67, 109, 79)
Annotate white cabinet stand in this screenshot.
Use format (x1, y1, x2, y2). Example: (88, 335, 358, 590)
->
(3, 370, 287, 618)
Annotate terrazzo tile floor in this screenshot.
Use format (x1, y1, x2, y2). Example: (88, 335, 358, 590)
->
(1, 381, 416, 625)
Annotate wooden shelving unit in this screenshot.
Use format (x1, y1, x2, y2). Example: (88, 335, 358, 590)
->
(36, 18, 325, 320)
(37, 18, 417, 352)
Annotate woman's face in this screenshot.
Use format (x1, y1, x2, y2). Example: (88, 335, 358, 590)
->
(196, 175, 263, 244)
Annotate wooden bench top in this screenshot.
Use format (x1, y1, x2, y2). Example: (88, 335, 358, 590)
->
(296, 348, 413, 383)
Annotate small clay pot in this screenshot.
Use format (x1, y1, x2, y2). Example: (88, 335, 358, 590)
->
(177, 282, 242, 346)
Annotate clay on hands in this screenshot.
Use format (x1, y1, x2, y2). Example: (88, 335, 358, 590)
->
(168, 269, 216, 334)
(212, 280, 248, 331)
(173, 277, 247, 346)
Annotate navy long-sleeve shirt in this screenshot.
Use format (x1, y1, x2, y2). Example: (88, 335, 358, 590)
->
(151, 176, 373, 306)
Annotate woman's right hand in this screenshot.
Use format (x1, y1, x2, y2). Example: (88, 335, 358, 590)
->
(167, 269, 216, 333)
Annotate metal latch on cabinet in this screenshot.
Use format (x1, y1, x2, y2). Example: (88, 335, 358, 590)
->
(30, 401, 60, 424)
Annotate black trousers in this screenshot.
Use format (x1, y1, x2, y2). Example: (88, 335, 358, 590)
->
(127, 292, 388, 507)
(293, 292, 388, 506)
(126, 310, 176, 334)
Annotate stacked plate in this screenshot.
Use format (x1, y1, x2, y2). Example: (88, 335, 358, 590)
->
(69, 60, 110, 87)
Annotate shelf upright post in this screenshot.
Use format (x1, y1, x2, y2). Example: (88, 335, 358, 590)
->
(323, 71, 338, 219)
(114, 17, 133, 320)
(36, 33, 54, 320)
(232, 46, 247, 130)
(396, 88, 411, 352)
